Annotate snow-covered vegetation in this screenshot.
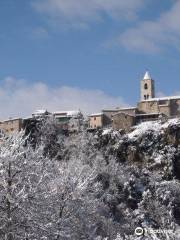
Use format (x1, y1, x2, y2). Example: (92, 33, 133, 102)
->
(0, 118, 180, 239)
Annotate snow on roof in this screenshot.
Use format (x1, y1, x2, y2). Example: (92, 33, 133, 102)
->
(143, 71, 152, 80)
(136, 113, 160, 116)
(53, 110, 81, 117)
(23, 116, 33, 120)
(1, 117, 22, 122)
(141, 96, 180, 102)
(67, 110, 81, 116)
(118, 107, 137, 110)
(32, 109, 48, 115)
(102, 109, 120, 112)
(53, 111, 67, 114)
(89, 113, 103, 117)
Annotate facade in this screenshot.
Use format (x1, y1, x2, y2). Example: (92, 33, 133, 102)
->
(89, 113, 104, 129)
(89, 109, 136, 130)
(140, 71, 155, 100)
(137, 96, 180, 117)
(53, 110, 82, 122)
(53, 110, 83, 132)
(0, 118, 23, 134)
(102, 109, 120, 126)
(112, 112, 135, 131)
(116, 107, 137, 116)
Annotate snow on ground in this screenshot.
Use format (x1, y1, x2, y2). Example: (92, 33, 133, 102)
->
(128, 118, 180, 140)
(102, 129, 112, 135)
(101, 118, 180, 140)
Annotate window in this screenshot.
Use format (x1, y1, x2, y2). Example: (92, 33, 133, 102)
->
(147, 94, 149, 99)
(144, 83, 148, 90)
(94, 124, 96, 128)
(94, 117, 96, 120)
(144, 95, 147, 100)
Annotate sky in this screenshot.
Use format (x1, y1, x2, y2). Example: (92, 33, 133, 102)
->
(0, 0, 180, 119)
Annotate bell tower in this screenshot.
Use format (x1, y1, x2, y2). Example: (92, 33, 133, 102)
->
(141, 71, 155, 101)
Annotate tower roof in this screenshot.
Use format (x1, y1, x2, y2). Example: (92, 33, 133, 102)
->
(143, 71, 152, 80)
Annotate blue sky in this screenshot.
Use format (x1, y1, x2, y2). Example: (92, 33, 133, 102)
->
(0, 0, 180, 118)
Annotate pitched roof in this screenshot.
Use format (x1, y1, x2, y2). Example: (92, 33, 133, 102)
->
(143, 71, 151, 80)
(141, 95, 180, 102)
(89, 113, 103, 117)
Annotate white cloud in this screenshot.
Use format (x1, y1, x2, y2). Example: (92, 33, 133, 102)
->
(118, 0, 180, 53)
(156, 91, 166, 98)
(32, 27, 50, 39)
(0, 77, 127, 120)
(32, 0, 144, 28)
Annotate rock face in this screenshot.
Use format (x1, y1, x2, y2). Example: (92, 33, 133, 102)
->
(92, 119, 180, 238)
(100, 119, 180, 180)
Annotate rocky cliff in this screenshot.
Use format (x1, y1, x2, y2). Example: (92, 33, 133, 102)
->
(88, 118, 180, 239)
(35, 117, 180, 239)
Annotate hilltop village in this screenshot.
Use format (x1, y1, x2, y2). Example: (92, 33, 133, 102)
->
(0, 71, 180, 135)
(89, 71, 180, 130)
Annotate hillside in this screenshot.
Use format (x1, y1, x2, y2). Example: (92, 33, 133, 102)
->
(0, 118, 180, 239)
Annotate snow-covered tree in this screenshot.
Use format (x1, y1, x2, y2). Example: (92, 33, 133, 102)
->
(0, 118, 180, 239)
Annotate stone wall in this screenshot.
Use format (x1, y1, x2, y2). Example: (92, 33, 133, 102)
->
(0, 118, 23, 134)
(89, 115, 103, 129)
(140, 79, 155, 100)
(102, 110, 120, 126)
(159, 104, 171, 116)
(170, 99, 180, 116)
(137, 98, 180, 117)
(112, 112, 135, 131)
(118, 108, 137, 116)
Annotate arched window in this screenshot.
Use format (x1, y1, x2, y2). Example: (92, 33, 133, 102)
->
(144, 83, 148, 89)
(144, 95, 146, 100)
(147, 94, 149, 99)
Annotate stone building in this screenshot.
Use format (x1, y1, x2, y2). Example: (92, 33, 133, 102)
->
(112, 112, 136, 131)
(89, 113, 104, 129)
(0, 118, 23, 134)
(137, 72, 180, 118)
(89, 71, 180, 130)
(53, 110, 83, 132)
(137, 96, 180, 117)
(88, 108, 137, 129)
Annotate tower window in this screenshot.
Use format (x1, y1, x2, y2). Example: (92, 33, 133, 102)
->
(144, 95, 146, 100)
(147, 94, 149, 99)
(144, 83, 148, 90)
